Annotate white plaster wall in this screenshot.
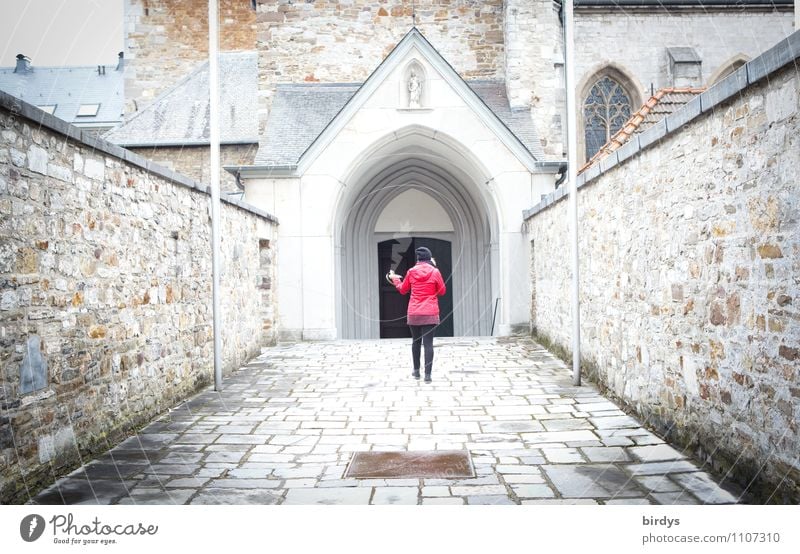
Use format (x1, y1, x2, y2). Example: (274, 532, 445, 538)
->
(374, 189, 455, 233)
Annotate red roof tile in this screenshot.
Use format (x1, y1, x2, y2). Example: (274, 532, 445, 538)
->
(579, 86, 705, 173)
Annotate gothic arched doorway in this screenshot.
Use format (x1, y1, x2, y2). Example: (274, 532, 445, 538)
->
(378, 237, 454, 338)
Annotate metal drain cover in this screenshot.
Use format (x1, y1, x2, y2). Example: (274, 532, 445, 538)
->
(345, 451, 475, 479)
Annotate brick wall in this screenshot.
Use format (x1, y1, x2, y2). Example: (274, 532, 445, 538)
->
(0, 93, 277, 504)
(525, 49, 799, 502)
(124, 0, 257, 112)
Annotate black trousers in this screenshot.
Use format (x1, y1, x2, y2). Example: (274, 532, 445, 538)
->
(410, 324, 436, 375)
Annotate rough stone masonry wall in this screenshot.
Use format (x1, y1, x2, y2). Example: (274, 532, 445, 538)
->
(0, 96, 277, 504)
(124, 0, 257, 112)
(526, 61, 799, 501)
(128, 144, 258, 194)
(255, 0, 505, 128)
(505, 0, 564, 157)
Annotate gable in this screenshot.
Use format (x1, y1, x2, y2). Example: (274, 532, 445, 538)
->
(256, 80, 545, 168)
(251, 28, 552, 175)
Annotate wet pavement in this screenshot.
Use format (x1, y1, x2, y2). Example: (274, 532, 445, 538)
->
(30, 337, 743, 505)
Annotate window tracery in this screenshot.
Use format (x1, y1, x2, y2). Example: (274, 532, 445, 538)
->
(583, 76, 633, 160)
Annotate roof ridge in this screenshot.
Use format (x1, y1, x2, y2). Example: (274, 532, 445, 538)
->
(657, 86, 708, 94)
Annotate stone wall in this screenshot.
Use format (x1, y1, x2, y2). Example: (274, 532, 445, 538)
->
(128, 144, 258, 194)
(574, 8, 795, 96)
(124, 0, 257, 112)
(0, 92, 277, 504)
(505, 0, 564, 157)
(525, 38, 800, 502)
(121, 2, 797, 165)
(255, 0, 505, 128)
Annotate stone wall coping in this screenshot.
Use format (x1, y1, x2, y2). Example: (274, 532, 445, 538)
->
(0, 89, 278, 225)
(523, 29, 800, 221)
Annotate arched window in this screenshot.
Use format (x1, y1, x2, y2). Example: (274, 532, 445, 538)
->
(583, 76, 633, 160)
(709, 56, 749, 86)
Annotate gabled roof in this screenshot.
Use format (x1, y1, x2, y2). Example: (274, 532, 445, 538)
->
(580, 87, 704, 172)
(256, 80, 545, 167)
(0, 64, 123, 129)
(256, 84, 357, 167)
(105, 51, 257, 147)
(248, 28, 552, 176)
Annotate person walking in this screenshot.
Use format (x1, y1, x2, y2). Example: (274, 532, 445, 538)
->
(387, 246, 446, 382)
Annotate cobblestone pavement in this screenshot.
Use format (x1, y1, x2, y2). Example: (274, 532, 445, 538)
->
(31, 337, 744, 505)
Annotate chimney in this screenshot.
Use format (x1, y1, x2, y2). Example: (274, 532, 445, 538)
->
(667, 47, 702, 88)
(116, 51, 124, 71)
(14, 54, 31, 73)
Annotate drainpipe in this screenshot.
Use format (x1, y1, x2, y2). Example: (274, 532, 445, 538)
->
(554, 162, 568, 188)
(209, 0, 223, 391)
(564, 1, 582, 386)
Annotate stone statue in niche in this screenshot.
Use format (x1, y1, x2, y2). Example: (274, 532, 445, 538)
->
(408, 70, 422, 108)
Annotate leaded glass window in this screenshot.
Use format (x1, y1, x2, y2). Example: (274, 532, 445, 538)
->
(583, 76, 632, 159)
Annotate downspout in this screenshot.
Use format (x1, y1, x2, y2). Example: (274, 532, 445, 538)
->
(554, 162, 568, 188)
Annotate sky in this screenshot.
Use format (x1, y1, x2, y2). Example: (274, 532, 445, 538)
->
(0, 0, 123, 67)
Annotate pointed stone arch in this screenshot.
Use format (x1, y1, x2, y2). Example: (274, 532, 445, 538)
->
(334, 126, 499, 339)
(577, 63, 644, 164)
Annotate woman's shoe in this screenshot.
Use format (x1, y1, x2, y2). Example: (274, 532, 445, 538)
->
(424, 373, 432, 383)
(412, 369, 420, 379)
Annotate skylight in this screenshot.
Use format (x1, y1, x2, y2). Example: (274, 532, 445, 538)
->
(76, 104, 100, 117)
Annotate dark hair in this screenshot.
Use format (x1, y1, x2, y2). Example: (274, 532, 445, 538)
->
(415, 247, 432, 261)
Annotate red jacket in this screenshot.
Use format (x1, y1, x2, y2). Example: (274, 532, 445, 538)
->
(392, 262, 446, 316)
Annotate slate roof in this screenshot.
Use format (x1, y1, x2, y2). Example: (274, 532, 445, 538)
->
(0, 64, 123, 129)
(105, 51, 258, 146)
(255, 84, 356, 167)
(580, 87, 704, 172)
(254, 80, 545, 167)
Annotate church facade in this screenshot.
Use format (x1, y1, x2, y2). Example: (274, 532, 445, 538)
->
(114, 0, 796, 340)
(237, 29, 559, 340)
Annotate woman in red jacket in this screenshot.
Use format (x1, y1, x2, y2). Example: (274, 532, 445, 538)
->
(388, 247, 446, 382)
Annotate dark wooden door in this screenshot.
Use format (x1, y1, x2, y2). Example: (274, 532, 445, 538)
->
(378, 237, 454, 338)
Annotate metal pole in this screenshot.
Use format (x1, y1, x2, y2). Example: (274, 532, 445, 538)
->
(209, 0, 223, 391)
(564, 0, 581, 386)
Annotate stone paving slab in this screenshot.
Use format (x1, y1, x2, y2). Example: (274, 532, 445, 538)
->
(29, 337, 743, 505)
